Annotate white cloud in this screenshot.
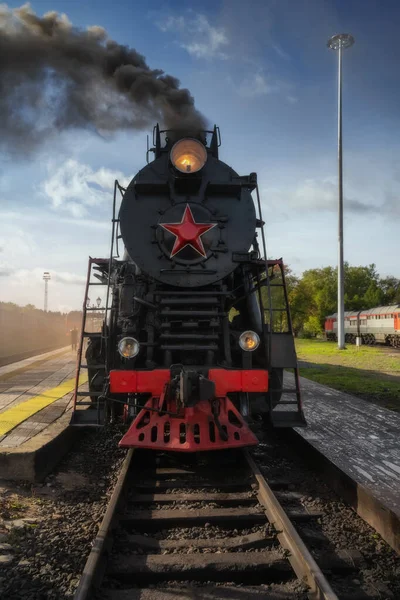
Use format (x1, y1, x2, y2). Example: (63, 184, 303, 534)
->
(0, 224, 37, 264)
(238, 72, 278, 98)
(0, 207, 111, 311)
(157, 15, 185, 33)
(52, 271, 87, 285)
(236, 71, 297, 100)
(41, 159, 131, 217)
(382, 189, 400, 217)
(157, 13, 229, 60)
(156, 10, 295, 100)
(0, 266, 12, 277)
(0, 210, 109, 230)
(272, 43, 290, 60)
(295, 178, 380, 214)
(262, 177, 380, 215)
(293, 178, 339, 210)
(0, 267, 89, 312)
(5, 268, 85, 286)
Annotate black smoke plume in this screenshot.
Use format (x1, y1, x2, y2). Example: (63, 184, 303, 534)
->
(0, 4, 207, 152)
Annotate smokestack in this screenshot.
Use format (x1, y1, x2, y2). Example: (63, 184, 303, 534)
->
(0, 4, 207, 153)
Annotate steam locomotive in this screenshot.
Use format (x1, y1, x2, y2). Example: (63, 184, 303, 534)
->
(71, 126, 305, 451)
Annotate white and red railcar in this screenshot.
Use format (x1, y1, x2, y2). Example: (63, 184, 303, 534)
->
(325, 305, 400, 347)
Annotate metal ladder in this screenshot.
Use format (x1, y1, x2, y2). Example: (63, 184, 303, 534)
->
(70, 257, 109, 426)
(71, 181, 125, 426)
(254, 186, 306, 428)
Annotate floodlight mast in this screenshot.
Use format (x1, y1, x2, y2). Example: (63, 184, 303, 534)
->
(43, 272, 51, 312)
(327, 33, 355, 350)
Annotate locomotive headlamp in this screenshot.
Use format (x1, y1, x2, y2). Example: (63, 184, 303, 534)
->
(170, 138, 207, 174)
(239, 331, 260, 352)
(118, 337, 140, 359)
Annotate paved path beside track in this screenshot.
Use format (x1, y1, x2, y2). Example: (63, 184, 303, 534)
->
(289, 373, 400, 552)
(0, 347, 70, 379)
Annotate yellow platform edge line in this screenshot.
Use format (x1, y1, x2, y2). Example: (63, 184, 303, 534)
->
(0, 374, 88, 437)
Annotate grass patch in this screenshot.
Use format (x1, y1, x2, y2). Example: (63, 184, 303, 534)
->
(295, 338, 400, 373)
(295, 339, 400, 412)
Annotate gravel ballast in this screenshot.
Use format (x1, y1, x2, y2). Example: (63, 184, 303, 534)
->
(1, 424, 399, 599)
(0, 425, 126, 600)
(250, 427, 400, 599)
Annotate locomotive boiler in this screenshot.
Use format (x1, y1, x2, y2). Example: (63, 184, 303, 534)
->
(71, 125, 306, 451)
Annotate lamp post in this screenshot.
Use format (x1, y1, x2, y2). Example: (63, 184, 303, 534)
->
(327, 33, 355, 350)
(43, 272, 51, 312)
(96, 297, 101, 308)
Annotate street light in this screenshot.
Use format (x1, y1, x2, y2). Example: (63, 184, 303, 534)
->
(327, 33, 355, 350)
(43, 272, 51, 312)
(86, 297, 91, 308)
(96, 297, 101, 308)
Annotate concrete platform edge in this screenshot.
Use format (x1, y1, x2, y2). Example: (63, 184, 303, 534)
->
(0, 412, 82, 482)
(287, 428, 400, 554)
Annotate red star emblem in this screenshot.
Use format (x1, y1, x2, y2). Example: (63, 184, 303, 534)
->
(160, 205, 216, 258)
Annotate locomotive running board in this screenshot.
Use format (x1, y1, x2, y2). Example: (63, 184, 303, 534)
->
(119, 397, 258, 452)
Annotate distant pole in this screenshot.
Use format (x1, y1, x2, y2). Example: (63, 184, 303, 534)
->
(43, 272, 51, 312)
(327, 33, 354, 350)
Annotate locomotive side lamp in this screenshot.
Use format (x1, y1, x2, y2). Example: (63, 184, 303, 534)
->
(239, 330, 260, 352)
(118, 337, 140, 359)
(170, 138, 207, 173)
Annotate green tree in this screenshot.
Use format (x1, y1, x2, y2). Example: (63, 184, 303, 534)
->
(303, 315, 323, 338)
(293, 266, 336, 333)
(363, 282, 384, 307)
(344, 263, 382, 309)
(379, 276, 400, 305)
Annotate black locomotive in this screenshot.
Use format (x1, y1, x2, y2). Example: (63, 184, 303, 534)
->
(72, 126, 305, 451)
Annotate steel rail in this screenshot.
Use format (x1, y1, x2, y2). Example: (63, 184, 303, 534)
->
(73, 449, 134, 600)
(245, 450, 339, 600)
(75, 446, 340, 600)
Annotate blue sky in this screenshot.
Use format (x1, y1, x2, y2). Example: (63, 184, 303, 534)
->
(0, 0, 399, 312)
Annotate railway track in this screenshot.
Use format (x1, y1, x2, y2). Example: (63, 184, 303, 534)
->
(73, 447, 360, 600)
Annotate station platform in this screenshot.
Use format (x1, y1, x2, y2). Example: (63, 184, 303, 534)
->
(291, 373, 400, 553)
(0, 348, 84, 481)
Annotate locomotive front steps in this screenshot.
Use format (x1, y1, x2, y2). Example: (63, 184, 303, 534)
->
(70, 407, 106, 426)
(270, 410, 307, 428)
